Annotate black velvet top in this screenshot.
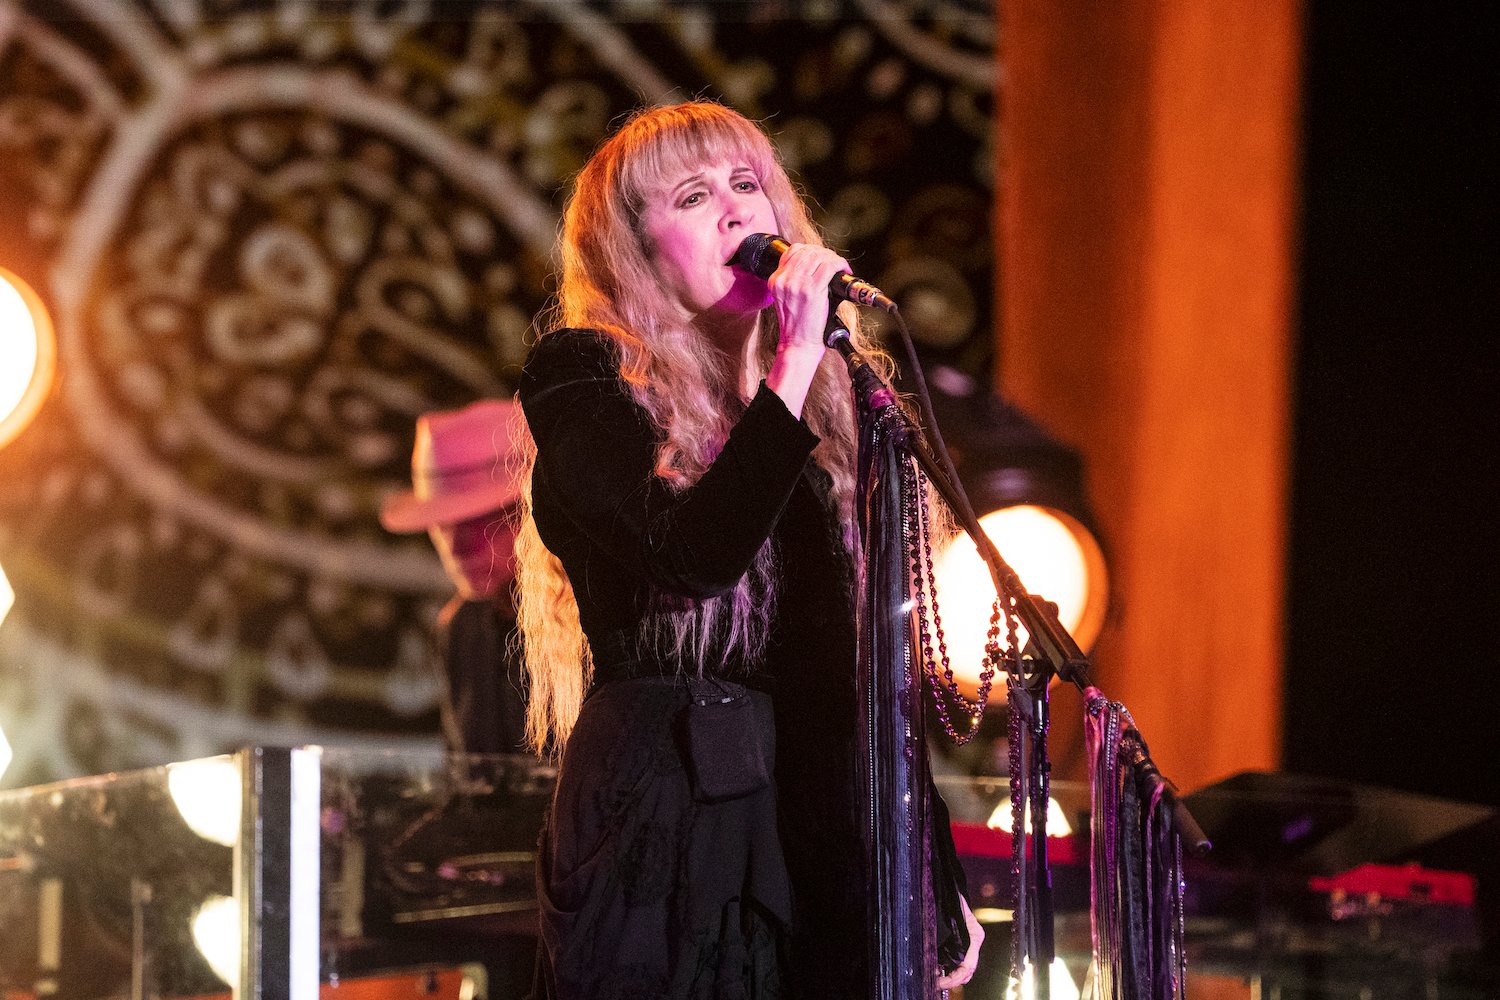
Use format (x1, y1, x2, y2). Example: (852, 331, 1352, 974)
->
(520, 327, 870, 996)
(519, 327, 844, 680)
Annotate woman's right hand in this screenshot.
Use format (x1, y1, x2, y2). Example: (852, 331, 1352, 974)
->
(764, 242, 850, 417)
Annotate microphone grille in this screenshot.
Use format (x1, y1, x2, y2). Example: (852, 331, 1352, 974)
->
(735, 233, 782, 278)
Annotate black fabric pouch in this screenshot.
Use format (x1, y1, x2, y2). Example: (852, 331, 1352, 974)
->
(681, 679, 771, 803)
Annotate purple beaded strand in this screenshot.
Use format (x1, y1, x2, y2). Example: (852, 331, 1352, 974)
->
(902, 459, 1020, 744)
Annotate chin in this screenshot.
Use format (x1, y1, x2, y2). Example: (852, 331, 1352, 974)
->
(724, 272, 773, 313)
(709, 292, 771, 321)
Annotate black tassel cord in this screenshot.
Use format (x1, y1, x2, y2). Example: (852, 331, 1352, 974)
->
(855, 400, 936, 1000)
(1085, 689, 1187, 1000)
(848, 348, 1187, 999)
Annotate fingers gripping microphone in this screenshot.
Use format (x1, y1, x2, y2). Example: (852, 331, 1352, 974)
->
(732, 234, 897, 314)
(734, 234, 895, 407)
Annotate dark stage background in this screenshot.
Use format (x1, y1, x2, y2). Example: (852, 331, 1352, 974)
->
(0, 1, 996, 784)
(1285, 5, 1498, 807)
(0, 1, 1494, 811)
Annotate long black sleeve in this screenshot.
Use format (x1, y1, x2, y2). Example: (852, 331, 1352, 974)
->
(520, 328, 820, 621)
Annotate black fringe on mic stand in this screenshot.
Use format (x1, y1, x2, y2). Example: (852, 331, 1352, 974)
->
(852, 344, 939, 999)
(834, 301, 1209, 1000)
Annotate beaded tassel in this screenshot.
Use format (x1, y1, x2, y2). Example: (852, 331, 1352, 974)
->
(1085, 688, 1188, 1000)
(901, 458, 1019, 744)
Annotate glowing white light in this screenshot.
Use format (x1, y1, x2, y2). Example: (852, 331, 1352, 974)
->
(289, 747, 322, 999)
(0, 279, 38, 420)
(0, 268, 55, 450)
(1009, 958, 1082, 1000)
(931, 505, 1108, 691)
(168, 757, 241, 847)
(0, 560, 16, 780)
(986, 795, 1073, 838)
(191, 894, 239, 988)
(0, 560, 13, 627)
(1047, 797, 1071, 837)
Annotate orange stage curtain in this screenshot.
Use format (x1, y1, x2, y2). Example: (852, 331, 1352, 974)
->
(997, 1, 1300, 793)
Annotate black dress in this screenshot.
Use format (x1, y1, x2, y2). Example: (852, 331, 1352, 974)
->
(520, 328, 869, 1000)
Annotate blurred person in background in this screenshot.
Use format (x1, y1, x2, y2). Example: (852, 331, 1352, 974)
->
(382, 399, 529, 757)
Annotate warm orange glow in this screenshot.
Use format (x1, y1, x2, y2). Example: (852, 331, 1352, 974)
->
(0, 267, 57, 450)
(999, 0, 1295, 788)
(930, 505, 1108, 692)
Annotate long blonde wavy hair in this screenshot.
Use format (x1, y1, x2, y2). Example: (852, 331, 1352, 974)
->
(514, 102, 893, 755)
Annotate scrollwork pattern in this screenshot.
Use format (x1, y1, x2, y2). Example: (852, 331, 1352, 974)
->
(0, 0, 994, 784)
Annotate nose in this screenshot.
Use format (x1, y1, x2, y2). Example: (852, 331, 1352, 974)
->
(719, 193, 749, 232)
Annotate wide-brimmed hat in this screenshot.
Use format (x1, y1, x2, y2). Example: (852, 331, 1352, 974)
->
(379, 399, 524, 533)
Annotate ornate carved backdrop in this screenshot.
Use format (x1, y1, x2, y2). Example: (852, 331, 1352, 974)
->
(0, 0, 993, 784)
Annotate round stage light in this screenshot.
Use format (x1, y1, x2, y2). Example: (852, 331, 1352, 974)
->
(920, 369, 1112, 697)
(0, 267, 57, 450)
(932, 504, 1109, 692)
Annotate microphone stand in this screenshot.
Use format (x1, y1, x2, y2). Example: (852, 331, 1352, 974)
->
(828, 313, 1208, 999)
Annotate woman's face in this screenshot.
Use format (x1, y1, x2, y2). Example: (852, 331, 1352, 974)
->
(638, 158, 779, 321)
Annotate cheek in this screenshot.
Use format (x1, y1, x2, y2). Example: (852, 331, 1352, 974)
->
(648, 220, 693, 263)
(759, 194, 780, 231)
(654, 249, 725, 313)
(644, 212, 716, 271)
(659, 230, 711, 276)
(657, 248, 699, 296)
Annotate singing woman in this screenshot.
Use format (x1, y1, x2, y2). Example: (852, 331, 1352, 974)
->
(514, 101, 981, 999)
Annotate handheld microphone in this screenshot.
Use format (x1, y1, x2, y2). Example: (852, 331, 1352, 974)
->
(731, 234, 897, 314)
(731, 235, 893, 401)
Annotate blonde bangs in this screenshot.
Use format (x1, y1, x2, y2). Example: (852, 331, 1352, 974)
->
(613, 105, 783, 224)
